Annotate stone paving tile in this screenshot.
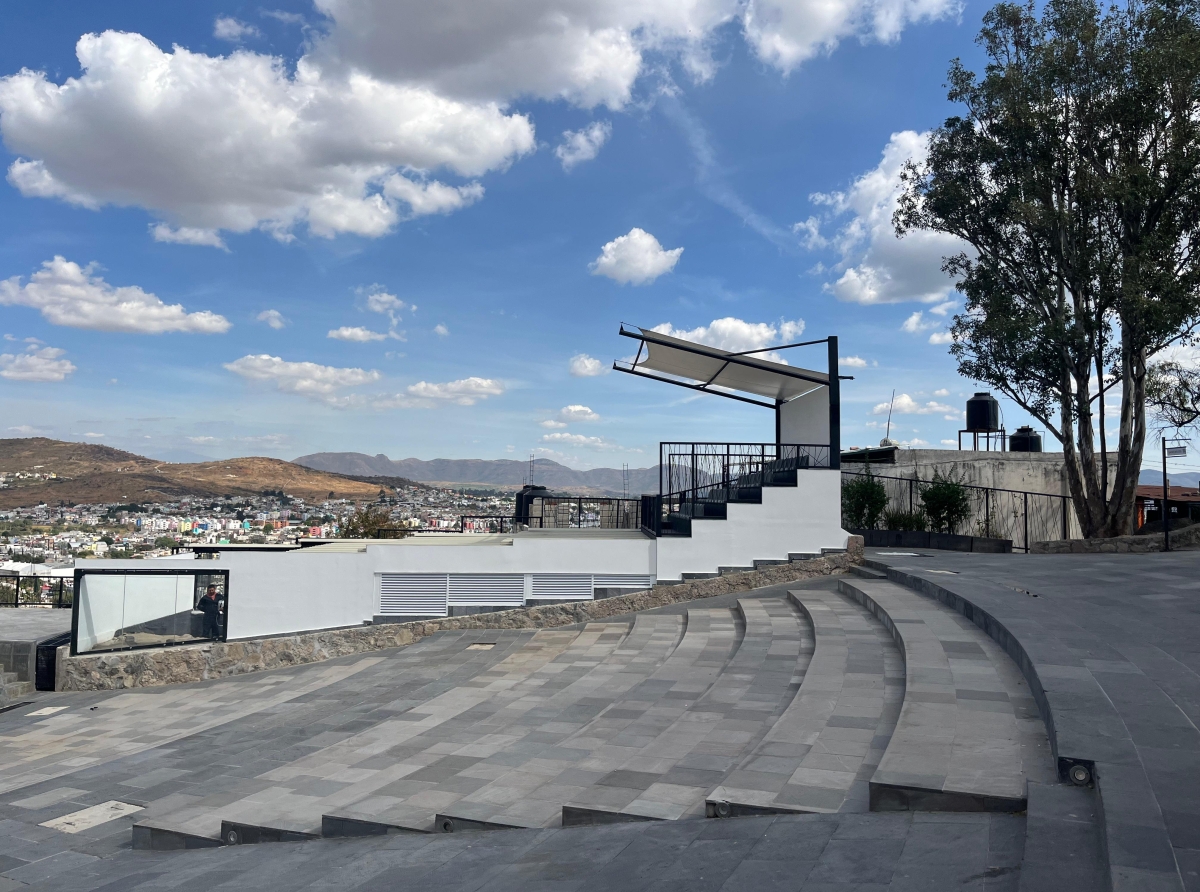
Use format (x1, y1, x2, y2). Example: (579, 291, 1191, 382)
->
(838, 577, 1052, 808)
(709, 588, 901, 815)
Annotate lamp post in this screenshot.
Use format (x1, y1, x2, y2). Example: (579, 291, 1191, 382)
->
(1163, 436, 1189, 552)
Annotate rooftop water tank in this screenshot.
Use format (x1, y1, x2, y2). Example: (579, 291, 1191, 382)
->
(1009, 426, 1042, 452)
(965, 392, 1000, 432)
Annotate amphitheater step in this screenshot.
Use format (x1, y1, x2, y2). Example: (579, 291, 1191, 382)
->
(560, 805, 664, 826)
(837, 577, 1045, 813)
(718, 566, 754, 576)
(434, 810, 539, 832)
(789, 553, 821, 562)
(848, 565, 887, 580)
(681, 572, 718, 580)
(752, 559, 789, 570)
(706, 588, 902, 817)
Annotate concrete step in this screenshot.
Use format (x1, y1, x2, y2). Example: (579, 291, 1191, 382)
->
(752, 559, 789, 570)
(717, 566, 754, 576)
(789, 553, 821, 562)
(4, 681, 34, 698)
(837, 577, 1046, 813)
(848, 565, 887, 580)
(820, 547, 847, 555)
(681, 572, 718, 581)
(706, 588, 902, 817)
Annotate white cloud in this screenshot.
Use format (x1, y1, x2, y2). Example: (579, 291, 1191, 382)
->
(841, 355, 868, 368)
(899, 437, 928, 447)
(559, 404, 600, 422)
(224, 354, 380, 405)
(393, 377, 505, 407)
(0, 32, 535, 242)
(188, 435, 219, 443)
(540, 419, 568, 429)
(569, 353, 607, 377)
(590, 228, 682, 285)
(541, 432, 609, 448)
(0, 344, 75, 382)
(808, 131, 966, 306)
(150, 223, 227, 250)
(933, 388, 949, 397)
(0, 256, 230, 334)
(928, 330, 954, 345)
(213, 17, 261, 42)
(940, 439, 957, 446)
(651, 316, 806, 363)
(257, 309, 287, 329)
(555, 121, 611, 170)
(433, 323, 450, 337)
(871, 393, 957, 415)
(328, 326, 388, 342)
(84, 432, 104, 438)
(8, 424, 49, 435)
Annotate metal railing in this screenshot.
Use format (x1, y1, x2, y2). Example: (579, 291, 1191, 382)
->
(650, 442, 831, 536)
(374, 515, 545, 536)
(524, 497, 640, 530)
(840, 470, 1078, 552)
(0, 574, 74, 608)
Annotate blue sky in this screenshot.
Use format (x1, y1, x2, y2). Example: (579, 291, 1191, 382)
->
(0, 0, 1050, 468)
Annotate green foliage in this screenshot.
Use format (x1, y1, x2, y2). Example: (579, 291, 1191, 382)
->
(1147, 361, 1200, 430)
(842, 474, 889, 529)
(895, 0, 1200, 536)
(883, 508, 929, 531)
(339, 504, 406, 539)
(920, 471, 974, 534)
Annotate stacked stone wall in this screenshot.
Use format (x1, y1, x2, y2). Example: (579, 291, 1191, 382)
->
(58, 540, 863, 692)
(1032, 523, 1200, 554)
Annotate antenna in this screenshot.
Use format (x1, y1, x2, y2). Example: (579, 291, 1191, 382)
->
(529, 452, 535, 487)
(622, 463, 629, 500)
(885, 389, 896, 442)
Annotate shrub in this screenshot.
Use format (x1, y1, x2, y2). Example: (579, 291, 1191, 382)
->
(920, 471, 973, 534)
(842, 474, 889, 529)
(340, 504, 406, 539)
(882, 508, 929, 531)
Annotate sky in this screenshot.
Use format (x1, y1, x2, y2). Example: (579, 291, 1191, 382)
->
(0, 0, 1059, 470)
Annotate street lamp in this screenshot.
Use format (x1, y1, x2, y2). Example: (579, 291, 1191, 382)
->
(1162, 435, 1189, 552)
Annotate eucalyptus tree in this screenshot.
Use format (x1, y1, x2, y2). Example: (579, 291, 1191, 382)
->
(896, 0, 1200, 537)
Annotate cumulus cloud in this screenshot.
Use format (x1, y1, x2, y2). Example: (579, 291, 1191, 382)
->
(928, 330, 954, 345)
(871, 393, 956, 415)
(841, 355, 868, 368)
(150, 223, 228, 249)
(0, 344, 75, 381)
(569, 353, 607, 377)
(405, 377, 504, 405)
(651, 316, 806, 363)
(224, 354, 380, 405)
(556, 121, 611, 170)
(541, 432, 610, 448)
(328, 326, 389, 342)
(213, 17, 261, 42)
(559, 404, 600, 422)
(805, 131, 966, 306)
(0, 32, 534, 242)
(0, 256, 230, 334)
(590, 228, 682, 285)
(8, 424, 49, 435)
(540, 419, 568, 429)
(257, 309, 287, 329)
(434, 324, 450, 337)
(933, 388, 950, 397)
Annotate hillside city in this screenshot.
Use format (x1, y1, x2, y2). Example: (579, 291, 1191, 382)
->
(0, 483, 515, 567)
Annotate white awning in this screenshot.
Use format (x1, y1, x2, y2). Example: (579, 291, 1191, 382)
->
(618, 327, 828, 404)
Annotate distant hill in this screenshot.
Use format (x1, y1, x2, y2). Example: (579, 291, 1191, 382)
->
(293, 452, 660, 497)
(0, 438, 387, 508)
(1140, 469, 1200, 487)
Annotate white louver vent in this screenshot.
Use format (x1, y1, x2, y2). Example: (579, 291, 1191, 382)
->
(379, 574, 448, 616)
(592, 574, 655, 590)
(448, 574, 525, 606)
(531, 574, 595, 600)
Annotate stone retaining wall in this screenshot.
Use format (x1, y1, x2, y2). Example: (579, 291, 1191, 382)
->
(1032, 523, 1200, 554)
(58, 540, 863, 692)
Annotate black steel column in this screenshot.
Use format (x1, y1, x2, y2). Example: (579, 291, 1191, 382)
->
(828, 336, 841, 469)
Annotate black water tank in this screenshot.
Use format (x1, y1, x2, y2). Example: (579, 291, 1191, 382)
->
(514, 485, 550, 523)
(965, 392, 1000, 432)
(1009, 426, 1042, 452)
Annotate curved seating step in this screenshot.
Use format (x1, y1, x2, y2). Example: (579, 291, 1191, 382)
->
(401, 608, 737, 829)
(132, 626, 603, 847)
(837, 577, 1050, 813)
(320, 614, 687, 835)
(596, 596, 815, 821)
(706, 588, 902, 817)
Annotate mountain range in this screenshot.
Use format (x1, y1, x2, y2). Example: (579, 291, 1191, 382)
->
(293, 452, 659, 497)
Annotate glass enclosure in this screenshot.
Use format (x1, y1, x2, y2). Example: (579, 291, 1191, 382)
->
(73, 570, 228, 654)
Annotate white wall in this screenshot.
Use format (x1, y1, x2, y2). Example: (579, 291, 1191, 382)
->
(779, 388, 829, 444)
(657, 470, 848, 581)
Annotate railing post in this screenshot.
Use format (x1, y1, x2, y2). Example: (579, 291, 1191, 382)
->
(909, 479, 914, 514)
(1062, 496, 1068, 540)
(691, 444, 697, 502)
(985, 489, 990, 539)
(1023, 491, 1029, 552)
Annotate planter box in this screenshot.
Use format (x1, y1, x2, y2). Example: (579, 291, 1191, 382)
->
(849, 528, 1012, 553)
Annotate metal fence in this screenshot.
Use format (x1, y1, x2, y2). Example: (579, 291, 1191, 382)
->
(528, 498, 640, 530)
(840, 470, 1079, 552)
(0, 574, 74, 608)
(660, 443, 831, 499)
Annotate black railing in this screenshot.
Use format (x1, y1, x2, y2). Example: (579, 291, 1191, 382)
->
(656, 442, 830, 536)
(840, 470, 1076, 553)
(374, 515, 544, 536)
(0, 574, 74, 608)
(525, 497, 640, 530)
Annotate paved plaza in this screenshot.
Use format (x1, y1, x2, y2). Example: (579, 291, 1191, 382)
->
(1, 553, 1198, 889)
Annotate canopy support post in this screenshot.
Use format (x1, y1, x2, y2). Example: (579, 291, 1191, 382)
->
(828, 336, 840, 469)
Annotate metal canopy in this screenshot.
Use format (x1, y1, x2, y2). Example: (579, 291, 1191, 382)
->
(614, 326, 829, 406)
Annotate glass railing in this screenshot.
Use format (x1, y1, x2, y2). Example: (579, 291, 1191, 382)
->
(74, 570, 228, 654)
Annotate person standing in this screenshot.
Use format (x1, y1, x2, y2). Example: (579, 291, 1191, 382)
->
(197, 584, 221, 639)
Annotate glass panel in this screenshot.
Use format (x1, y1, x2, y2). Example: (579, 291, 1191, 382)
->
(76, 572, 229, 653)
(76, 575, 126, 654)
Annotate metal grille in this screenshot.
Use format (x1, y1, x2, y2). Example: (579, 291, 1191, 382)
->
(448, 574, 525, 606)
(592, 574, 655, 590)
(530, 574, 594, 600)
(379, 574, 448, 616)
(531, 498, 640, 529)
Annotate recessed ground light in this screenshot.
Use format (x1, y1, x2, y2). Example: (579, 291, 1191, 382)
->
(466, 643, 495, 650)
